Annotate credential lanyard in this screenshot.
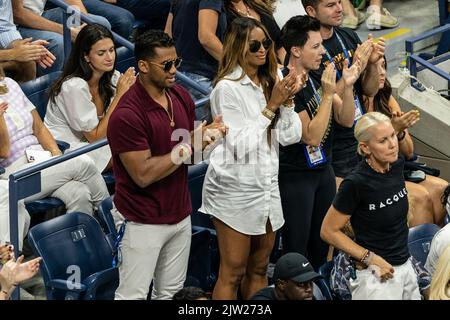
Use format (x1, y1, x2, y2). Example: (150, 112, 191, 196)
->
(309, 78, 321, 105)
(323, 31, 352, 80)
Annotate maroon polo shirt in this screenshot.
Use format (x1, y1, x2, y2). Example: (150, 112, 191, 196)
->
(107, 79, 195, 224)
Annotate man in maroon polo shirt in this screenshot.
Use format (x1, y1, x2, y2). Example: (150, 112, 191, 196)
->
(107, 30, 226, 300)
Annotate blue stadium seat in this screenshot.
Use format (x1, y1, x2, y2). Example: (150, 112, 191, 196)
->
(18, 72, 67, 214)
(187, 226, 217, 291)
(408, 223, 441, 266)
(116, 46, 136, 74)
(97, 175, 219, 291)
(97, 196, 117, 251)
(21, 71, 62, 119)
(188, 162, 214, 229)
(27, 212, 119, 300)
(316, 261, 334, 300)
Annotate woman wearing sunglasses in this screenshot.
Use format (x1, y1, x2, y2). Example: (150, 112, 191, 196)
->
(46, 24, 136, 172)
(199, 17, 302, 300)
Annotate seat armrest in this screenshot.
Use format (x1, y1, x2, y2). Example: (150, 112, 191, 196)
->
(82, 267, 119, 299)
(48, 279, 87, 292)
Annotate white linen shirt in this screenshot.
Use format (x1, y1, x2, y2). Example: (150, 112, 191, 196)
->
(199, 66, 302, 235)
(44, 71, 120, 172)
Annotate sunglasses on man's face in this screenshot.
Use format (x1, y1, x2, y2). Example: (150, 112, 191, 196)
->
(248, 38, 273, 53)
(149, 57, 182, 72)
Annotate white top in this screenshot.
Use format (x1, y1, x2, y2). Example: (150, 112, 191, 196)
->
(22, 0, 46, 16)
(425, 223, 450, 276)
(199, 66, 302, 235)
(44, 71, 120, 172)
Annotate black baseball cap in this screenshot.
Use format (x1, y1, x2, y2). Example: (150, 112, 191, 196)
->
(273, 253, 322, 283)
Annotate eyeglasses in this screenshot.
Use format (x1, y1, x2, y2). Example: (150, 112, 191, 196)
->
(149, 57, 182, 72)
(248, 39, 273, 53)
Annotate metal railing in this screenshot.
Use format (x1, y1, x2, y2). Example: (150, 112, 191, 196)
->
(405, 23, 450, 91)
(8, 139, 108, 299)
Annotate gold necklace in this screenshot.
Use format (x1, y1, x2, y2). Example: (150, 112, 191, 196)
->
(164, 91, 175, 128)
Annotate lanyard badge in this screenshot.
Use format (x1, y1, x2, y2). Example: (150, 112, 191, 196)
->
(354, 95, 364, 123)
(304, 79, 327, 167)
(304, 145, 327, 167)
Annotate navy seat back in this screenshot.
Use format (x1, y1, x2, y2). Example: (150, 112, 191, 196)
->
(19, 72, 65, 214)
(20, 71, 62, 119)
(408, 223, 441, 265)
(116, 46, 136, 74)
(188, 162, 214, 229)
(97, 196, 117, 251)
(28, 212, 118, 300)
(186, 226, 217, 291)
(317, 261, 334, 300)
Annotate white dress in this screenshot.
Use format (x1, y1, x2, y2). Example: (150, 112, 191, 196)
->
(45, 71, 120, 172)
(199, 66, 302, 235)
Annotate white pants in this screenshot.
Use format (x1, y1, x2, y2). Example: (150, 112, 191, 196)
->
(114, 213, 192, 300)
(0, 154, 109, 249)
(349, 258, 421, 300)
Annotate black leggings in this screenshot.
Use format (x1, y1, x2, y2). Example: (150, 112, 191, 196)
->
(279, 165, 336, 270)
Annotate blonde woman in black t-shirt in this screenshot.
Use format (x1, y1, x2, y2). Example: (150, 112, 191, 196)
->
(365, 57, 449, 227)
(321, 112, 421, 300)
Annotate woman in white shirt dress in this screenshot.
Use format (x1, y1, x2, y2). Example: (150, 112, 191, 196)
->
(46, 24, 135, 172)
(199, 17, 303, 299)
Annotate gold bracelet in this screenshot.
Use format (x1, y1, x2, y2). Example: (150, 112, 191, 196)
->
(262, 107, 275, 121)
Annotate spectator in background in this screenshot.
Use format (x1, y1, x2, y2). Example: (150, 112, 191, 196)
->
(13, 0, 112, 75)
(172, 286, 209, 300)
(321, 112, 421, 300)
(0, 253, 42, 300)
(303, 0, 385, 189)
(107, 30, 225, 300)
(103, 0, 170, 31)
(365, 57, 449, 227)
(278, 15, 360, 270)
(79, 0, 135, 40)
(0, 0, 55, 82)
(425, 223, 450, 276)
(46, 24, 135, 172)
(251, 253, 324, 300)
(199, 17, 302, 300)
(0, 67, 109, 250)
(425, 189, 450, 274)
(429, 245, 450, 300)
(165, 0, 227, 122)
(225, 0, 286, 63)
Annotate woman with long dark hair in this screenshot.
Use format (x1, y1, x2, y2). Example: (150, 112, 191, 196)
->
(46, 24, 135, 172)
(365, 57, 448, 226)
(199, 17, 302, 299)
(0, 66, 109, 250)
